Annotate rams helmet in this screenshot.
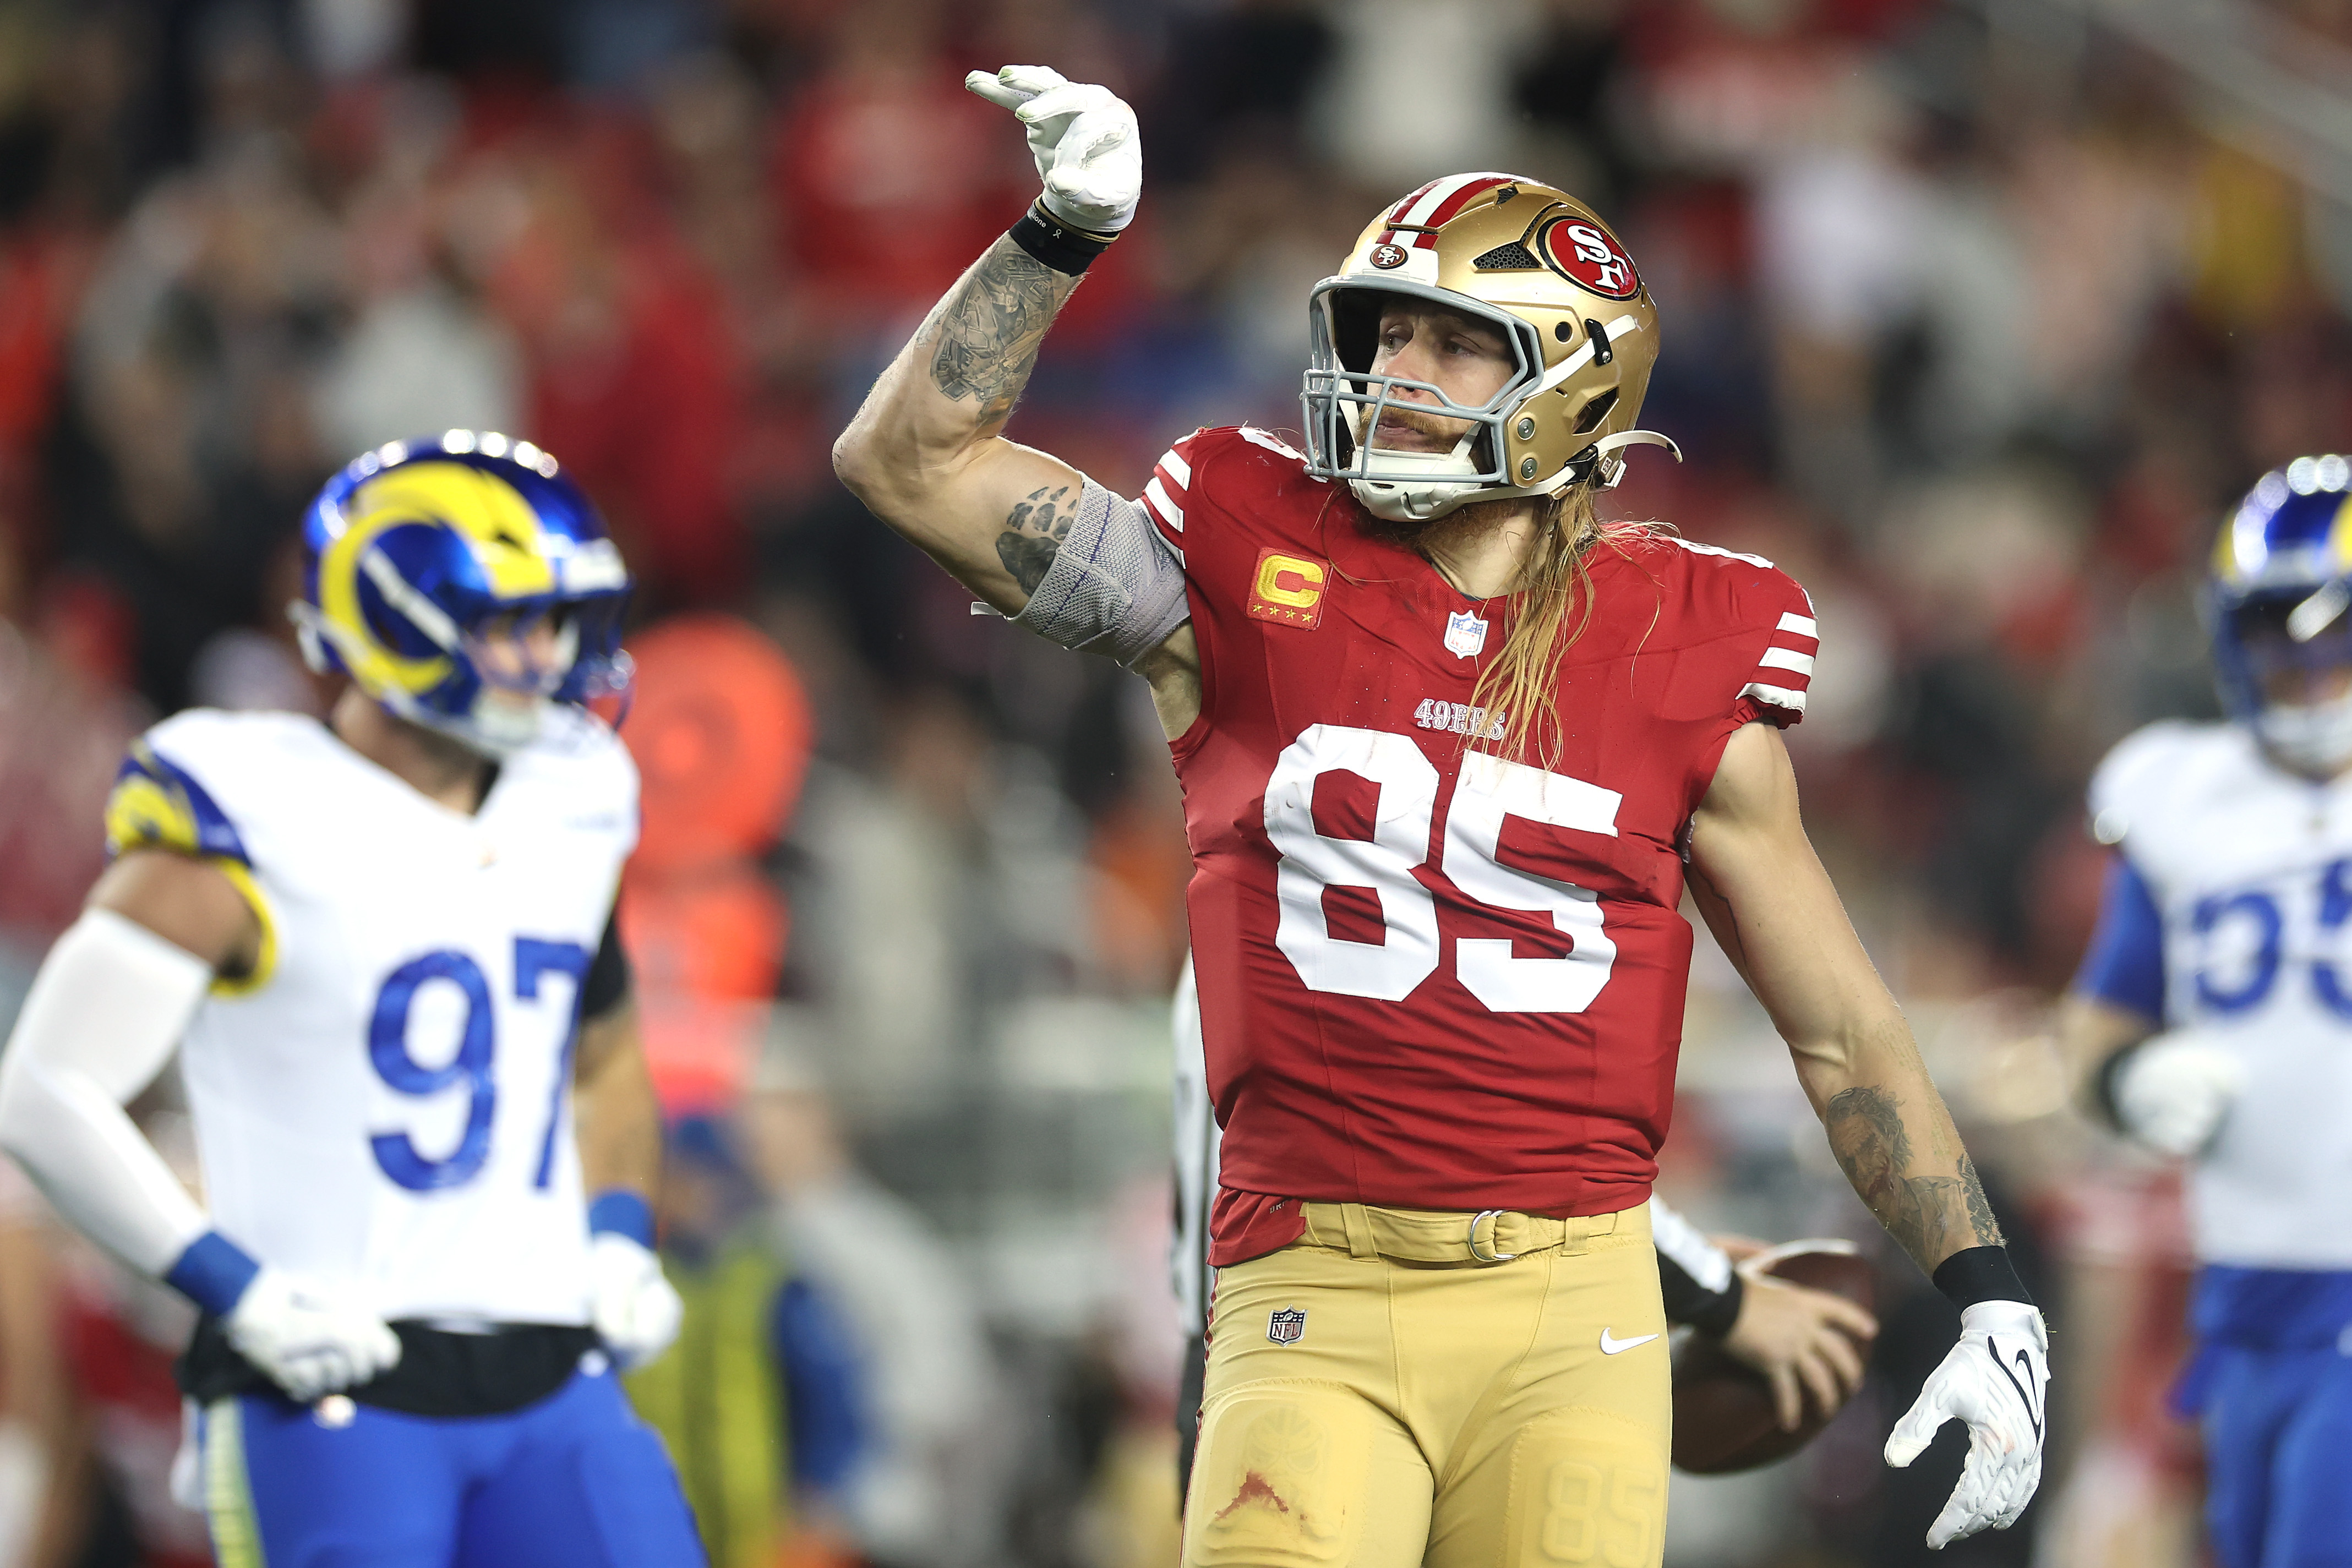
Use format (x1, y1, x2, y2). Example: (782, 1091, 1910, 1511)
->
(1302, 173, 1677, 523)
(294, 432, 632, 757)
(2209, 455, 2352, 774)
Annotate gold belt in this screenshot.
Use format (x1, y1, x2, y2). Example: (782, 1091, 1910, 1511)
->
(1294, 1201, 1632, 1266)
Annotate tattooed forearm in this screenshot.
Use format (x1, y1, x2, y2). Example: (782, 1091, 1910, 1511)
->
(923, 238, 1077, 427)
(1824, 1085, 2002, 1272)
(996, 484, 1075, 593)
(1958, 1152, 2003, 1248)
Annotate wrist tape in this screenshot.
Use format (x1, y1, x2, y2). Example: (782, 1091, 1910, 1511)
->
(2089, 1037, 2148, 1131)
(1009, 200, 1118, 276)
(589, 1190, 656, 1248)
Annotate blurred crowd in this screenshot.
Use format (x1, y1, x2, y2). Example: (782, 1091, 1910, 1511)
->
(2, 0, 2351, 1563)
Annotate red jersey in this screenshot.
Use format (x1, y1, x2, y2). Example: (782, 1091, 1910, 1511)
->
(1139, 427, 1817, 1265)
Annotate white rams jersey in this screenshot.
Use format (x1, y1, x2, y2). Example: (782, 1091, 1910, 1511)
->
(104, 707, 636, 1325)
(2091, 719, 2352, 1270)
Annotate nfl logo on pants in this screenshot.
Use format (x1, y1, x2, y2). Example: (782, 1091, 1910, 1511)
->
(1267, 1307, 1306, 1345)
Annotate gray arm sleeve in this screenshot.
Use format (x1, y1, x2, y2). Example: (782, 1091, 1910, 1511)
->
(1009, 479, 1192, 668)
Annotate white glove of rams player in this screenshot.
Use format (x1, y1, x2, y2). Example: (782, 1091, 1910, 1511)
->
(590, 1232, 684, 1370)
(1886, 1301, 2050, 1548)
(224, 1267, 402, 1402)
(964, 65, 1141, 234)
(2113, 1032, 2245, 1156)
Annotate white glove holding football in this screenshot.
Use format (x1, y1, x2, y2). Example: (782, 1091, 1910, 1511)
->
(590, 1232, 684, 1370)
(1885, 1300, 2049, 1548)
(965, 65, 1141, 234)
(2113, 1032, 2244, 1156)
(223, 1267, 402, 1402)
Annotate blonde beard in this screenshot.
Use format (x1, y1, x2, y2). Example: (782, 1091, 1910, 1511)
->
(1361, 484, 1545, 563)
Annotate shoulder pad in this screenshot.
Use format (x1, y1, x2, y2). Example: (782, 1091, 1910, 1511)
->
(105, 710, 310, 996)
(1658, 534, 1780, 572)
(1656, 537, 1819, 720)
(514, 708, 641, 847)
(2088, 720, 2231, 844)
(105, 711, 291, 865)
(1236, 427, 1308, 465)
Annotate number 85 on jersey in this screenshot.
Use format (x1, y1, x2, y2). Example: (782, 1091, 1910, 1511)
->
(1265, 723, 1623, 1013)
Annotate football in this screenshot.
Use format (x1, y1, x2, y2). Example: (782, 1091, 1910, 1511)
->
(1670, 1241, 1879, 1475)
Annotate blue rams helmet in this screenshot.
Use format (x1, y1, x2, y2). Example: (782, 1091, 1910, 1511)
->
(293, 431, 632, 756)
(2208, 454, 2352, 772)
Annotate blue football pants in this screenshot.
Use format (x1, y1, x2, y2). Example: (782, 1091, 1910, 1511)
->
(2203, 1343, 2352, 1568)
(198, 1362, 706, 1567)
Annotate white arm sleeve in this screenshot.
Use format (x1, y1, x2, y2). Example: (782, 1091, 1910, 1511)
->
(0, 909, 213, 1276)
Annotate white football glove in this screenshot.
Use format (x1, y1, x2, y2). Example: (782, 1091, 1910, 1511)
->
(2113, 1032, 2244, 1156)
(964, 65, 1141, 234)
(223, 1267, 402, 1403)
(590, 1232, 684, 1370)
(1885, 1301, 2050, 1548)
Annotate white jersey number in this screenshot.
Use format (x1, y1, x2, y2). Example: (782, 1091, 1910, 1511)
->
(367, 937, 593, 1193)
(1263, 723, 1621, 1010)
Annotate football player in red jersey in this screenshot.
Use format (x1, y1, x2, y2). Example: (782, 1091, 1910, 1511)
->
(836, 66, 2050, 1565)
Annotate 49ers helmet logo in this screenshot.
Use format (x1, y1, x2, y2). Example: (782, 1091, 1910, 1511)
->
(1537, 216, 1640, 299)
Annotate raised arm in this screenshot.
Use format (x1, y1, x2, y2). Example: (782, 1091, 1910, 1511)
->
(832, 68, 1141, 614)
(1687, 722, 2047, 1548)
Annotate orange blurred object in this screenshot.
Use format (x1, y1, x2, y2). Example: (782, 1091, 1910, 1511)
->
(618, 614, 813, 1113)
(620, 850, 792, 1113)
(623, 861, 788, 1003)
(623, 614, 812, 873)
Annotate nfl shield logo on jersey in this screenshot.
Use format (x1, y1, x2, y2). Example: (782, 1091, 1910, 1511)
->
(1267, 1307, 1307, 1345)
(1444, 611, 1489, 659)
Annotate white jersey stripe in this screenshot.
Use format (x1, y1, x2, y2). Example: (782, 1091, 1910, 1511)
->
(1144, 477, 1185, 533)
(1759, 647, 1815, 675)
(1742, 681, 1809, 712)
(1159, 448, 1192, 490)
(1777, 612, 1818, 638)
(1662, 537, 1776, 570)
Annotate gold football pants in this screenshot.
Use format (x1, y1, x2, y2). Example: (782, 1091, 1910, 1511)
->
(1182, 1201, 1668, 1568)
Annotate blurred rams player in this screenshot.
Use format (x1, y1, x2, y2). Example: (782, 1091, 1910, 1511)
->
(0, 435, 705, 1566)
(2068, 455, 2352, 1568)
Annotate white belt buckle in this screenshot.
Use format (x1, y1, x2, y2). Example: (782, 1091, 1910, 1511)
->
(1467, 1209, 1516, 1264)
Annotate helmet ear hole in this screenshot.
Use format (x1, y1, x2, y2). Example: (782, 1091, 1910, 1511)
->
(1572, 387, 1620, 435)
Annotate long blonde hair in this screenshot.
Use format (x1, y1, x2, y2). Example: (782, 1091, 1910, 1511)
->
(1467, 483, 1661, 768)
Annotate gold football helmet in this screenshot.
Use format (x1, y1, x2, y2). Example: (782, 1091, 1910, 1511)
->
(1302, 173, 1677, 522)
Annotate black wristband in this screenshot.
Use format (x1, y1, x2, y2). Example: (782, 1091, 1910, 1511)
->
(1933, 1245, 2034, 1310)
(2089, 1037, 2148, 1131)
(1657, 1249, 1744, 1336)
(1008, 200, 1117, 276)
(1688, 1268, 1745, 1338)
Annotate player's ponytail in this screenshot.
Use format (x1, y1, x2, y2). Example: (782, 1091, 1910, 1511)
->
(1469, 485, 1663, 769)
